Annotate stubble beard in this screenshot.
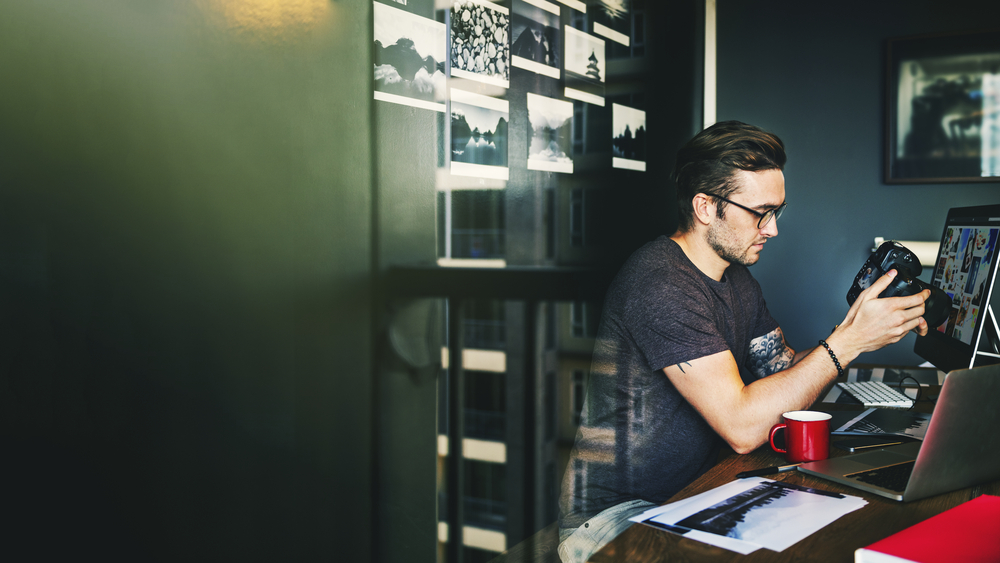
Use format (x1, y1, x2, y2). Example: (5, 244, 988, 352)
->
(707, 220, 761, 267)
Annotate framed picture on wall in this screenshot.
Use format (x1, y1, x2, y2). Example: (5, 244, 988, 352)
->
(885, 29, 1000, 183)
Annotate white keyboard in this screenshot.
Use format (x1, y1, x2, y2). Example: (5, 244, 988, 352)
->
(837, 380, 914, 408)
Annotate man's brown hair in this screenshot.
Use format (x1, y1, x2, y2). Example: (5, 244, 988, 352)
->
(673, 121, 786, 233)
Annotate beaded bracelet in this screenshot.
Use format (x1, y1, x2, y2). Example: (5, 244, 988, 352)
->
(818, 339, 844, 378)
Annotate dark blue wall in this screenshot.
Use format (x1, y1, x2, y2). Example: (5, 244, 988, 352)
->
(718, 0, 1000, 366)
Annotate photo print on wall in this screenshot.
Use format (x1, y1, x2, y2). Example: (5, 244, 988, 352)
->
(450, 88, 510, 179)
(450, 0, 511, 89)
(590, 0, 630, 46)
(564, 25, 605, 106)
(612, 103, 645, 171)
(526, 93, 573, 174)
(373, 1, 447, 111)
(510, 0, 561, 80)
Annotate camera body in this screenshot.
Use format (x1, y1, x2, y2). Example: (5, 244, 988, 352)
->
(847, 241, 950, 328)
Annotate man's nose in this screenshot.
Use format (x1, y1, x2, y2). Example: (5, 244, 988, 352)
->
(761, 216, 778, 237)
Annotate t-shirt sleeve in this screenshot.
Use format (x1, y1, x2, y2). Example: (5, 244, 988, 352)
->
(622, 268, 731, 372)
(750, 276, 780, 339)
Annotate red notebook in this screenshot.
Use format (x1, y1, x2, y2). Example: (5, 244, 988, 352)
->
(855, 495, 1000, 563)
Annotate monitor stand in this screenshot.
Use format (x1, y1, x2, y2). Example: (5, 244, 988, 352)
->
(974, 305, 1000, 367)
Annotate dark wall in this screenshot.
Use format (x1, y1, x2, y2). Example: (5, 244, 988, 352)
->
(717, 0, 1000, 366)
(0, 1, 373, 560)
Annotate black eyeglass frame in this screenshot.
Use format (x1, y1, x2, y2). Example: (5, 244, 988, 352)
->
(709, 194, 787, 229)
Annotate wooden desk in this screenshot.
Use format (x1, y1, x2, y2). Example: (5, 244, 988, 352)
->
(590, 430, 1000, 562)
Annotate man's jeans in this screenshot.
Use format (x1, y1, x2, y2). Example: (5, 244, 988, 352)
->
(557, 499, 656, 563)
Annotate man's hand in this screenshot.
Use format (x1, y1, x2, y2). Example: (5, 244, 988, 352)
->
(829, 269, 929, 360)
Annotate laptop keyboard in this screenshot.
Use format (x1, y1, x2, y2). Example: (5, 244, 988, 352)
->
(838, 380, 914, 408)
(846, 460, 915, 493)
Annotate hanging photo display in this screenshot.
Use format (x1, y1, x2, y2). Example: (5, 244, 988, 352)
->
(373, 1, 447, 111)
(563, 26, 606, 106)
(450, 0, 511, 89)
(590, 0, 630, 46)
(612, 103, 646, 171)
(373, 0, 642, 191)
(526, 93, 573, 174)
(450, 89, 510, 180)
(510, 0, 561, 79)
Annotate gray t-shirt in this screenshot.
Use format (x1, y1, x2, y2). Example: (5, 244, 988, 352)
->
(559, 236, 779, 529)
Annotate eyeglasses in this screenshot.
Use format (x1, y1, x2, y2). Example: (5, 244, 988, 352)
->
(710, 194, 787, 229)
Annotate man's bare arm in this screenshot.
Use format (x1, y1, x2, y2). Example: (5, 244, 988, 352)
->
(662, 270, 930, 454)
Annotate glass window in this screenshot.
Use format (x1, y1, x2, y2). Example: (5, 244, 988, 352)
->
(440, 190, 506, 260)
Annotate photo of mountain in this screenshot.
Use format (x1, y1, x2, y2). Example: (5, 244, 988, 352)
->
(450, 89, 509, 179)
(451, 0, 510, 88)
(510, 0, 561, 79)
(527, 93, 573, 174)
(564, 26, 605, 105)
(612, 103, 646, 171)
(373, 1, 446, 111)
(673, 481, 860, 551)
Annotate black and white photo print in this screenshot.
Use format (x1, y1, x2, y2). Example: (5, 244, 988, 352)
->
(612, 103, 645, 171)
(526, 93, 573, 173)
(510, 0, 561, 80)
(373, 1, 447, 111)
(450, 0, 511, 88)
(564, 25, 605, 105)
(675, 481, 852, 549)
(450, 89, 510, 179)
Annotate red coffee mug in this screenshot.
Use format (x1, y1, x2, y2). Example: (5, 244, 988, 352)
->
(769, 411, 831, 463)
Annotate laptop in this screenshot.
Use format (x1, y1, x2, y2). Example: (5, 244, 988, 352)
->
(798, 363, 1000, 501)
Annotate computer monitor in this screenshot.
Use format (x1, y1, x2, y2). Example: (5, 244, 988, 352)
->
(914, 204, 1000, 371)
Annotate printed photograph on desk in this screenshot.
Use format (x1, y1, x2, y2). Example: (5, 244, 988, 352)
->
(450, 0, 510, 89)
(634, 477, 867, 554)
(510, 0, 561, 79)
(373, 1, 447, 111)
(450, 88, 509, 179)
(588, 0, 631, 47)
(526, 93, 573, 173)
(563, 25, 605, 106)
(673, 481, 856, 552)
(612, 103, 646, 171)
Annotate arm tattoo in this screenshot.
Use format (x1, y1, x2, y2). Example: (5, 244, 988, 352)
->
(675, 361, 692, 374)
(747, 328, 795, 378)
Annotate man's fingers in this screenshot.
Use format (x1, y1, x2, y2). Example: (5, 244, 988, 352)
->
(903, 289, 932, 310)
(858, 269, 898, 301)
(844, 270, 898, 319)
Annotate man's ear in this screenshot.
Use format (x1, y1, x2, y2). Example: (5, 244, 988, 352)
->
(691, 193, 717, 226)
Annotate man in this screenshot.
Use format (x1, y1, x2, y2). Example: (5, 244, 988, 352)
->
(557, 121, 929, 563)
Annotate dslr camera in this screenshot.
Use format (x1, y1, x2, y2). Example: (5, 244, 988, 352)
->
(847, 241, 950, 328)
